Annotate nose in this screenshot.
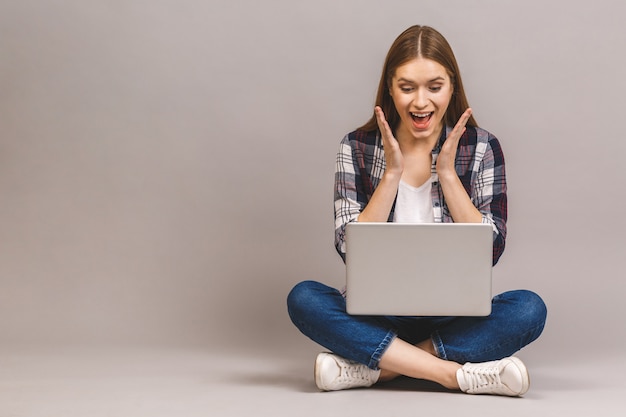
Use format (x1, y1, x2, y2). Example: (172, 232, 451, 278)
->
(413, 88, 429, 109)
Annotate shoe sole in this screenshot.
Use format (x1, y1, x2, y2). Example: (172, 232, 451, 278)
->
(509, 356, 530, 396)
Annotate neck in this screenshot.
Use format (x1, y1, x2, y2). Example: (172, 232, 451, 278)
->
(396, 125, 443, 153)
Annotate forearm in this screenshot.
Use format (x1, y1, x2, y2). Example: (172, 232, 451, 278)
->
(356, 172, 401, 223)
(438, 171, 482, 223)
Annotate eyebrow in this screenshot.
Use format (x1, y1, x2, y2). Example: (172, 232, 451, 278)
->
(397, 76, 446, 83)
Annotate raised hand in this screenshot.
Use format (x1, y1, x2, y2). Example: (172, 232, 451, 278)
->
(436, 108, 472, 178)
(356, 107, 405, 223)
(375, 106, 404, 177)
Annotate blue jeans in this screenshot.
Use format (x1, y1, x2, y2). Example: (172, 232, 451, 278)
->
(287, 280, 547, 370)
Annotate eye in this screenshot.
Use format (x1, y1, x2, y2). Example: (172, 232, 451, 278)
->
(400, 86, 414, 93)
(429, 86, 442, 92)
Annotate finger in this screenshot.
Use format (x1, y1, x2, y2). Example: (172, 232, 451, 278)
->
(447, 108, 472, 144)
(452, 108, 472, 134)
(375, 106, 394, 140)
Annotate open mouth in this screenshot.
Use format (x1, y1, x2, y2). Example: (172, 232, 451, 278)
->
(410, 112, 433, 129)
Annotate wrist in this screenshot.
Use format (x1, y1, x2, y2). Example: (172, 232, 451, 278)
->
(436, 167, 458, 182)
(382, 168, 403, 183)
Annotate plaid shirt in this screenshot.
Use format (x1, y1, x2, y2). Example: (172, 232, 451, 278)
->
(334, 125, 507, 265)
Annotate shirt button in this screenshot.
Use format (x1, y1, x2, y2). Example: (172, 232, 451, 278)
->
(432, 181, 438, 186)
(434, 202, 440, 207)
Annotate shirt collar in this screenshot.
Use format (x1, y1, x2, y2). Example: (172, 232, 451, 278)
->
(432, 125, 453, 153)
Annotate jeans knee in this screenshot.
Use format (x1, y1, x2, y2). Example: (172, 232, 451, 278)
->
(521, 290, 547, 325)
(506, 289, 547, 341)
(286, 280, 322, 322)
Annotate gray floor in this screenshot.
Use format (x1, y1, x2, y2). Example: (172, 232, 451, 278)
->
(1, 344, 623, 417)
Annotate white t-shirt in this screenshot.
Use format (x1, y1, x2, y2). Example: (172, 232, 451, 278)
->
(393, 179, 435, 223)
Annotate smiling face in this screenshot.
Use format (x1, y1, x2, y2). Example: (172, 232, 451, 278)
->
(389, 57, 454, 145)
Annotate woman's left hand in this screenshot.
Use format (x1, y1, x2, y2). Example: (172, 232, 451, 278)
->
(436, 108, 472, 178)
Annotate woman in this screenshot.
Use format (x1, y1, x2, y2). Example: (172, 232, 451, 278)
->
(287, 25, 547, 396)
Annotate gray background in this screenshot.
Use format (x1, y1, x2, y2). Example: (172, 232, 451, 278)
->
(1, 0, 624, 365)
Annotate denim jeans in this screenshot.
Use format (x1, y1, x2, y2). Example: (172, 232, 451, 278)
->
(287, 280, 547, 369)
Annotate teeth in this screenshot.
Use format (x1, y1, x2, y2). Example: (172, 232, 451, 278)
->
(411, 112, 431, 118)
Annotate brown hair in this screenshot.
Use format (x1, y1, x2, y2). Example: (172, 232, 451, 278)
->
(359, 25, 477, 132)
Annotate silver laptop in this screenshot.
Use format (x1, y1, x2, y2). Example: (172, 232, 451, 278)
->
(345, 222, 493, 316)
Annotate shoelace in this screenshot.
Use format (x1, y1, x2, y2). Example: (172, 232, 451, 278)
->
(339, 361, 372, 382)
(463, 365, 503, 392)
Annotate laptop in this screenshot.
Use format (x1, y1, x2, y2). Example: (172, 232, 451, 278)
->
(345, 222, 493, 316)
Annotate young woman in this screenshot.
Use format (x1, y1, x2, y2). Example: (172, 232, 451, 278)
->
(287, 25, 547, 396)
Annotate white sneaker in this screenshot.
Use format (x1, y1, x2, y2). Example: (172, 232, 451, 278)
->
(456, 357, 530, 396)
(314, 352, 381, 391)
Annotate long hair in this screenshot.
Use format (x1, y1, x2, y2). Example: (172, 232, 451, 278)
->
(359, 25, 477, 133)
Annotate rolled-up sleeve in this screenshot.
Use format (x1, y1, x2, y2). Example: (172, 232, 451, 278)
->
(334, 136, 363, 261)
(474, 135, 507, 265)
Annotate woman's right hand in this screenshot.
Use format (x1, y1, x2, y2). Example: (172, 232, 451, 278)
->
(375, 106, 404, 178)
(357, 107, 404, 223)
